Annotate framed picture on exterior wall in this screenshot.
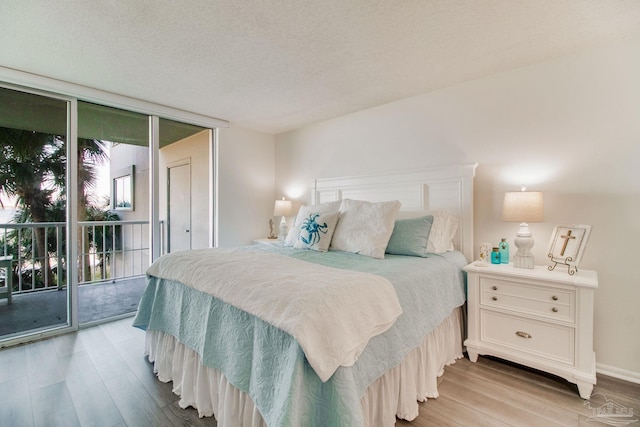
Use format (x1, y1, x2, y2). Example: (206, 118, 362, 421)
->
(547, 224, 591, 275)
(113, 165, 135, 211)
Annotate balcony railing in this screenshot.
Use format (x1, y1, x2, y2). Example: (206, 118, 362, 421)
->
(0, 220, 149, 294)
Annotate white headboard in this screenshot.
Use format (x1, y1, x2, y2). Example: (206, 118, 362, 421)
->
(311, 164, 478, 262)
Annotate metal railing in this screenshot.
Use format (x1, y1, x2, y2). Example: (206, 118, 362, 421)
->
(0, 220, 150, 294)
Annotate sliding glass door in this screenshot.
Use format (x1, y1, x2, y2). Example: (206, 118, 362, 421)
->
(76, 102, 150, 325)
(0, 85, 72, 338)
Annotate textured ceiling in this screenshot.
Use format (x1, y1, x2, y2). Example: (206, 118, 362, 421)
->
(1, 1, 640, 134)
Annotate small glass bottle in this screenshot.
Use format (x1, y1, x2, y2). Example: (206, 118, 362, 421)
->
(491, 247, 501, 264)
(499, 238, 509, 264)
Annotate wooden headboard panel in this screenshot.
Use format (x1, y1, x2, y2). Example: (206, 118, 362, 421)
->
(311, 164, 477, 262)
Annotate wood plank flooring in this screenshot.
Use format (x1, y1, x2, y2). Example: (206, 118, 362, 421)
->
(398, 356, 640, 427)
(0, 317, 638, 427)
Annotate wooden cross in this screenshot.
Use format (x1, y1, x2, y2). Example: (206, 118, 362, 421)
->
(559, 230, 576, 256)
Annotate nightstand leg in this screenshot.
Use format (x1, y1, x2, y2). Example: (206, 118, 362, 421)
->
(577, 381, 593, 399)
(467, 348, 479, 362)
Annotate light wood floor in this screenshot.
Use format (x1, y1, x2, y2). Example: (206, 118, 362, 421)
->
(398, 355, 639, 427)
(1, 317, 638, 427)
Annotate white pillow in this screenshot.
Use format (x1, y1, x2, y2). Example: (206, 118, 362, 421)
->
(293, 211, 340, 252)
(427, 210, 459, 253)
(396, 210, 459, 253)
(330, 199, 401, 259)
(284, 200, 341, 247)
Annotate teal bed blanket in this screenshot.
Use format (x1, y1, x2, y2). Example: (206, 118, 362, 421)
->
(133, 245, 467, 426)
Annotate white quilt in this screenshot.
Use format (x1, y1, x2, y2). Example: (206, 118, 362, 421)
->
(146, 248, 403, 382)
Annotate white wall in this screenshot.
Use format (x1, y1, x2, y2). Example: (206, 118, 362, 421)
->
(275, 36, 640, 380)
(109, 143, 149, 222)
(217, 125, 276, 247)
(109, 143, 151, 276)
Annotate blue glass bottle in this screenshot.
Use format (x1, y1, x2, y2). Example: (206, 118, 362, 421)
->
(499, 238, 509, 264)
(491, 247, 501, 264)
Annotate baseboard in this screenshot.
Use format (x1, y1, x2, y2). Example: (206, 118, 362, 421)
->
(596, 363, 640, 384)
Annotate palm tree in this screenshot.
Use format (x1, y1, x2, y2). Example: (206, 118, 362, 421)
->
(0, 128, 65, 286)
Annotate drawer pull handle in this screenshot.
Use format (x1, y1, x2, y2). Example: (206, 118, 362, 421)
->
(492, 286, 498, 291)
(516, 331, 532, 339)
(492, 296, 498, 301)
(552, 295, 559, 301)
(552, 307, 559, 313)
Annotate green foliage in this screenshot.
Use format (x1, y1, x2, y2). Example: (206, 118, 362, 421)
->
(86, 204, 123, 255)
(0, 128, 65, 211)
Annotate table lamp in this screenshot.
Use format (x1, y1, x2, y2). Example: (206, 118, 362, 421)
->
(273, 198, 293, 241)
(502, 189, 544, 268)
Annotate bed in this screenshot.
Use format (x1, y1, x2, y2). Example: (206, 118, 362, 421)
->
(133, 164, 477, 427)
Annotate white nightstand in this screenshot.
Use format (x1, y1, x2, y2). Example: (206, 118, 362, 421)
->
(463, 262, 598, 399)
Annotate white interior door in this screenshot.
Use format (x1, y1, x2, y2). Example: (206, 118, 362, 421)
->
(168, 161, 191, 253)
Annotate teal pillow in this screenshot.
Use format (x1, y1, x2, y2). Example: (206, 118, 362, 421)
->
(385, 215, 434, 257)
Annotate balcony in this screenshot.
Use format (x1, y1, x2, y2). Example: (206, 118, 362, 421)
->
(0, 220, 149, 338)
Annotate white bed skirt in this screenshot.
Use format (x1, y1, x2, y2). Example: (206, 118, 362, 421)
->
(145, 307, 463, 427)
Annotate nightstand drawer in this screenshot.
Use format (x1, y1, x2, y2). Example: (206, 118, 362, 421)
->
(481, 310, 575, 365)
(480, 277, 574, 322)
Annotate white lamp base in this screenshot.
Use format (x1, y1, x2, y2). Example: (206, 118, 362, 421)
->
(513, 251, 535, 269)
(513, 223, 535, 269)
(278, 216, 288, 241)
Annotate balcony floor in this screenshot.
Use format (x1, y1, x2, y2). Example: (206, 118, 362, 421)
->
(0, 277, 147, 338)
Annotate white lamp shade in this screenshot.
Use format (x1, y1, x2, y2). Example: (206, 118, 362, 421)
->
(502, 191, 544, 223)
(273, 199, 293, 217)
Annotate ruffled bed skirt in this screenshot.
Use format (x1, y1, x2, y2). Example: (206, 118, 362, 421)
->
(145, 306, 463, 427)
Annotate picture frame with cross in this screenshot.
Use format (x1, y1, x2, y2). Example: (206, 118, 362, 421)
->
(547, 224, 592, 275)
